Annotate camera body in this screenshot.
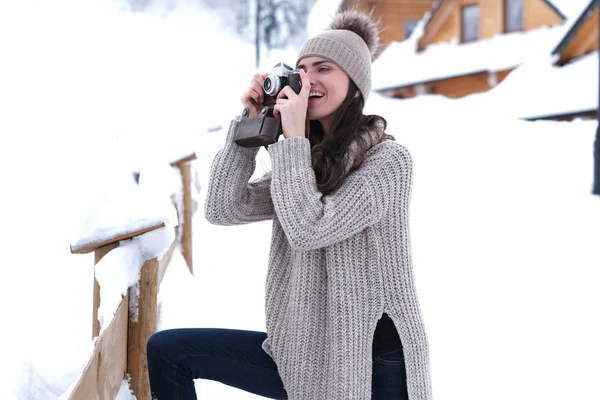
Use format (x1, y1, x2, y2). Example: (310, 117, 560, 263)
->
(234, 63, 303, 148)
(263, 63, 303, 101)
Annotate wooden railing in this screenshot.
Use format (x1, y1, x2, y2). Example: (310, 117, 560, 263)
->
(170, 153, 196, 274)
(66, 153, 196, 399)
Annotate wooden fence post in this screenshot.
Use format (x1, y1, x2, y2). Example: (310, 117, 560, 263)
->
(171, 153, 196, 274)
(127, 257, 159, 400)
(180, 162, 193, 273)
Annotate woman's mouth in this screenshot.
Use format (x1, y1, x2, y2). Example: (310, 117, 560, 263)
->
(308, 92, 324, 105)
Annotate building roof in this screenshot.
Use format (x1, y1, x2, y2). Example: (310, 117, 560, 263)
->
(422, 0, 445, 31)
(542, 0, 567, 20)
(372, 24, 566, 91)
(490, 51, 598, 120)
(551, 0, 597, 57)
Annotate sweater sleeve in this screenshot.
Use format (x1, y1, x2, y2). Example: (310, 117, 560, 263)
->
(204, 118, 275, 225)
(268, 136, 411, 251)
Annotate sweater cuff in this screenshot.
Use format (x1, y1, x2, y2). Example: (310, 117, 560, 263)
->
(268, 137, 312, 172)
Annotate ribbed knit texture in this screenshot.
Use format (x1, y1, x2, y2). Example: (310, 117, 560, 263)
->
(297, 29, 372, 102)
(205, 119, 432, 400)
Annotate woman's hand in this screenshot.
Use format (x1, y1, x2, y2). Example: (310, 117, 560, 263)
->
(273, 69, 311, 139)
(241, 72, 270, 118)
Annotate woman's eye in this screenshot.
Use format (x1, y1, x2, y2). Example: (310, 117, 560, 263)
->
(319, 66, 329, 72)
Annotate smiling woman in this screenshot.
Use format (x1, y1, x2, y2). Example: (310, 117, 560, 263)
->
(147, 10, 433, 400)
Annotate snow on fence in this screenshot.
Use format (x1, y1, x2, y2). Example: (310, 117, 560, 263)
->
(64, 153, 197, 399)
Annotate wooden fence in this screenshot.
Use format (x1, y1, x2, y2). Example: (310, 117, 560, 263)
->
(67, 153, 196, 399)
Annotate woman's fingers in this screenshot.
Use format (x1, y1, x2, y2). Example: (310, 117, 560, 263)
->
(275, 95, 289, 104)
(252, 73, 269, 92)
(252, 73, 265, 85)
(299, 69, 311, 98)
(241, 73, 271, 117)
(272, 72, 309, 139)
(248, 86, 262, 104)
(251, 81, 264, 103)
(277, 85, 295, 100)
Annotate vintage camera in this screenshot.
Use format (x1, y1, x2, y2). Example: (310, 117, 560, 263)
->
(263, 63, 302, 98)
(234, 63, 303, 148)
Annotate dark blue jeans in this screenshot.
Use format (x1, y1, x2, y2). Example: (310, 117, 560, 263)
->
(147, 328, 408, 399)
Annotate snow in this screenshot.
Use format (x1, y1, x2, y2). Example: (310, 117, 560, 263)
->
(70, 185, 178, 253)
(59, 376, 136, 400)
(490, 51, 598, 119)
(372, 24, 567, 91)
(1, 0, 599, 400)
(115, 378, 136, 400)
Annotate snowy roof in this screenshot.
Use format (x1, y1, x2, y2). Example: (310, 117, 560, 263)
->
(489, 51, 598, 120)
(422, 0, 445, 30)
(552, 0, 597, 57)
(372, 24, 567, 91)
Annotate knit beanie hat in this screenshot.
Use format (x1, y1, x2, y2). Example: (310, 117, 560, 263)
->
(296, 11, 380, 102)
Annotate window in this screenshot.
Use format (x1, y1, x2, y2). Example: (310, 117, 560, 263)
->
(505, 0, 523, 32)
(405, 19, 418, 39)
(461, 5, 480, 42)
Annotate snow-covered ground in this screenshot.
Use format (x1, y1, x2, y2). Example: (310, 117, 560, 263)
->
(1, 1, 598, 399)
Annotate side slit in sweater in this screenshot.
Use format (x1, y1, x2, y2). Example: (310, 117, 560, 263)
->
(372, 313, 403, 357)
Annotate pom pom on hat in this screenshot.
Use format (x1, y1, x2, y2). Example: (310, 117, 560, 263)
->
(328, 10, 380, 61)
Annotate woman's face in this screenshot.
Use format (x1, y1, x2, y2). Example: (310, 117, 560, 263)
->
(297, 56, 351, 131)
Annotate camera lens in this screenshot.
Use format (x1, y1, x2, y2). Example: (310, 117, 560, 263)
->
(263, 75, 281, 96)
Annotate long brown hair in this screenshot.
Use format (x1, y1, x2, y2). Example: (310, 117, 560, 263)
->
(308, 81, 394, 195)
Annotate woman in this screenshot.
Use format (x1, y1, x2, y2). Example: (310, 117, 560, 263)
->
(147, 11, 432, 400)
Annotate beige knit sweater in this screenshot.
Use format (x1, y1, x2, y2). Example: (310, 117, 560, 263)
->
(205, 118, 432, 400)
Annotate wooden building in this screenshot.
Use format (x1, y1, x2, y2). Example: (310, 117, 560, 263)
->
(341, 0, 436, 48)
(418, 0, 565, 50)
(373, 0, 567, 99)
